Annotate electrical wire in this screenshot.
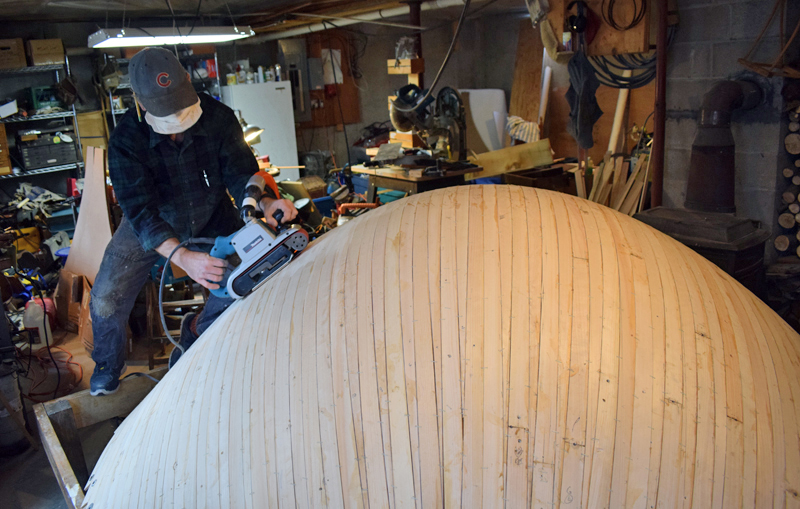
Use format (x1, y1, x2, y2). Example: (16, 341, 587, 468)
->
(601, 0, 647, 31)
(390, 0, 472, 113)
(160, 238, 216, 355)
(323, 21, 352, 169)
(589, 25, 677, 89)
(30, 281, 58, 400)
(187, 0, 203, 36)
(121, 372, 161, 384)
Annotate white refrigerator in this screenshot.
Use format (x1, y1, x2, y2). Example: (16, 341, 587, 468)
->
(221, 82, 300, 181)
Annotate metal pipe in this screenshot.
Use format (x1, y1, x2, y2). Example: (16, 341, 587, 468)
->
(684, 79, 762, 213)
(650, 0, 668, 208)
(247, 0, 469, 43)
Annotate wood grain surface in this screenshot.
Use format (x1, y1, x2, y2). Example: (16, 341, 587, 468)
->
(83, 186, 800, 508)
(64, 147, 113, 285)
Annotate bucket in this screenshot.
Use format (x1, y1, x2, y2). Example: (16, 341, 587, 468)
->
(0, 369, 29, 456)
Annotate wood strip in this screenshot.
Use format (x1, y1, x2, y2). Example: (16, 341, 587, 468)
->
(315, 238, 346, 508)
(35, 404, 84, 509)
(427, 183, 445, 499)
(331, 217, 365, 509)
(585, 202, 621, 509)
(355, 202, 391, 508)
(463, 186, 485, 504)
(522, 187, 544, 508)
(439, 187, 463, 507)
(410, 192, 442, 508)
(250, 281, 283, 507)
(368, 205, 396, 509)
(531, 191, 559, 508)
(480, 185, 504, 507)
(383, 199, 416, 508)
(558, 195, 590, 507)
(398, 199, 423, 507)
(496, 185, 514, 504)
(341, 205, 368, 508)
(299, 257, 326, 507)
(550, 193, 574, 506)
(605, 210, 637, 509)
(290, 268, 314, 508)
(504, 186, 530, 507)
(577, 199, 606, 508)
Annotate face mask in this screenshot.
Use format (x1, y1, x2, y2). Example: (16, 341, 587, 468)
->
(145, 98, 202, 135)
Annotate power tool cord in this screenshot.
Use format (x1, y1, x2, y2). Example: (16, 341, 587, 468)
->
(159, 238, 216, 355)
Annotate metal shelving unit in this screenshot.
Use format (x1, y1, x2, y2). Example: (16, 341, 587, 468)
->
(0, 161, 83, 180)
(0, 63, 65, 75)
(0, 56, 84, 179)
(3, 111, 75, 122)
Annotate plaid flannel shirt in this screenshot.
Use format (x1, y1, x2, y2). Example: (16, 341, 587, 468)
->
(108, 94, 273, 252)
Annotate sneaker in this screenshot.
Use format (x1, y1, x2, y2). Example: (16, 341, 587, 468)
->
(169, 312, 197, 369)
(89, 364, 126, 396)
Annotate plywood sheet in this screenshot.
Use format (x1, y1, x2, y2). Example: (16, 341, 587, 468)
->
(550, 80, 656, 161)
(83, 186, 800, 508)
(64, 147, 113, 285)
(547, 0, 650, 56)
(509, 19, 544, 124)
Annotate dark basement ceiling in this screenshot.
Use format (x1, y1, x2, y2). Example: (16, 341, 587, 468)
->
(0, 1, 410, 30)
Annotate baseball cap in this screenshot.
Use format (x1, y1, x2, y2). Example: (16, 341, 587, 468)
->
(129, 47, 198, 117)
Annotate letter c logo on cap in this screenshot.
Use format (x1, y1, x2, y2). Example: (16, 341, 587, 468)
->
(156, 72, 171, 88)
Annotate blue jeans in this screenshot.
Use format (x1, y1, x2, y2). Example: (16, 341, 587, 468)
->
(90, 218, 234, 371)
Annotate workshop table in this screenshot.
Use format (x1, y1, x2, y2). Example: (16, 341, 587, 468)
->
(352, 164, 482, 203)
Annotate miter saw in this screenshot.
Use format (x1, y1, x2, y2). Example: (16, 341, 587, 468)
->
(390, 85, 467, 161)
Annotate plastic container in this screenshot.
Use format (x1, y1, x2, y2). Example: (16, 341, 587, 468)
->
(0, 370, 28, 456)
(313, 196, 336, 217)
(23, 299, 52, 344)
(55, 246, 69, 265)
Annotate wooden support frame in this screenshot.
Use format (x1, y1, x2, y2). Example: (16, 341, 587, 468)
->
(34, 367, 167, 509)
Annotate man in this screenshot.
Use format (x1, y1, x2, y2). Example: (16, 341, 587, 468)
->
(89, 47, 297, 396)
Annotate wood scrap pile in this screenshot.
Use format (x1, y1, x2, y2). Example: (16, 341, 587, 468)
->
(586, 152, 650, 215)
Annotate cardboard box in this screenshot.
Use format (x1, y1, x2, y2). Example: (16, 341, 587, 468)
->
(0, 38, 27, 70)
(0, 123, 10, 175)
(27, 39, 64, 66)
(0, 98, 18, 118)
(76, 111, 109, 153)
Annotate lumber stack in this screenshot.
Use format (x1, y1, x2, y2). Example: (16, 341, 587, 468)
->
(83, 186, 800, 508)
(779, 107, 800, 257)
(586, 151, 649, 215)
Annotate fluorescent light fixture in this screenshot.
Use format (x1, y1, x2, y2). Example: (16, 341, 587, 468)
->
(88, 26, 254, 48)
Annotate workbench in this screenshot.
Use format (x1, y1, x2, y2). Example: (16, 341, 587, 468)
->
(351, 164, 482, 203)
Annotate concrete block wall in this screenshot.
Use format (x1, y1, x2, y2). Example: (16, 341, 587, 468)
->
(664, 0, 784, 261)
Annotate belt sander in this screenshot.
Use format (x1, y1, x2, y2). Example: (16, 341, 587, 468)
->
(209, 172, 309, 299)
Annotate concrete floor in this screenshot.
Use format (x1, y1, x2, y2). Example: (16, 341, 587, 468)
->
(1, 331, 152, 508)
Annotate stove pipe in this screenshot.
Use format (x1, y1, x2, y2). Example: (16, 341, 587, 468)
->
(684, 79, 762, 213)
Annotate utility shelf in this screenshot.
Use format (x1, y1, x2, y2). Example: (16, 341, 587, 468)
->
(0, 161, 83, 180)
(2, 111, 75, 123)
(0, 64, 65, 75)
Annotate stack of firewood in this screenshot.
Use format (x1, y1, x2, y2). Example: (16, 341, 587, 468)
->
(778, 109, 800, 256)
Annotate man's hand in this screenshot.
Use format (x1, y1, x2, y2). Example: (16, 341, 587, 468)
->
(260, 197, 298, 228)
(173, 249, 228, 290)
